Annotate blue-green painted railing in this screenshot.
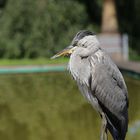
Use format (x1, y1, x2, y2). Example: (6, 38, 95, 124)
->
(0, 65, 66, 74)
(0, 65, 139, 79)
(119, 68, 140, 80)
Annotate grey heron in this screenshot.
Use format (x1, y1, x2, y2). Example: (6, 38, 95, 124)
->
(51, 30, 128, 140)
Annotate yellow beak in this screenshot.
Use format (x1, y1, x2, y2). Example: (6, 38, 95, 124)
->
(51, 46, 77, 59)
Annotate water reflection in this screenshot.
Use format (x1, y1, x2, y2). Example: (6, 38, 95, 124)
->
(0, 73, 139, 140)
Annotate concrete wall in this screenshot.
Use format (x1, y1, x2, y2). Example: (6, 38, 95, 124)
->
(97, 33, 129, 61)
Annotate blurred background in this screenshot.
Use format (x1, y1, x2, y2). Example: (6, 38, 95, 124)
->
(0, 0, 139, 140)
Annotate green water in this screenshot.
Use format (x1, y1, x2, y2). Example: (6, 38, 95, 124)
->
(0, 72, 139, 140)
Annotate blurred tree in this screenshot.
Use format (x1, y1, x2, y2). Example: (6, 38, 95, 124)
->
(101, 0, 118, 33)
(0, 0, 35, 58)
(0, 0, 96, 58)
(0, 0, 139, 58)
(115, 0, 140, 55)
(0, 0, 7, 8)
(77, 0, 103, 25)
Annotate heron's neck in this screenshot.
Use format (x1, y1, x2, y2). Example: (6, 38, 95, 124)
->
(68, 52, 91, 86)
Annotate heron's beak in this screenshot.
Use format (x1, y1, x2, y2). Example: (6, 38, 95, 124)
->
(51, 46, 77, 59)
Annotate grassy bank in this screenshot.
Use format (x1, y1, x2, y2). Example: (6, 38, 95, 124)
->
(129, 48, 140, 61)
(0, 58, 69, 66)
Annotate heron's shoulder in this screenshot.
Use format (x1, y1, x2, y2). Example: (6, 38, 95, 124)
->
(89, 48, 110, 66)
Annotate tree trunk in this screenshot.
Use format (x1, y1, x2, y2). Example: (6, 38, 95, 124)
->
(101, 0, 118, 33)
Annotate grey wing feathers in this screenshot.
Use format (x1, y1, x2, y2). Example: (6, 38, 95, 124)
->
(89, 51, 128, 115)
(89, 50, 128, 139)
(91, 62, 128, 116)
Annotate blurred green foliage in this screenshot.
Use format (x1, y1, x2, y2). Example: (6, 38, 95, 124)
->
(0, 0, 139, 59)
(0, 58, 68, 66)
(0, 0, 96, 58)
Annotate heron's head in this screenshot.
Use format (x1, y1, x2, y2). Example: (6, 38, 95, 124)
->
(51, 30, 96, 59)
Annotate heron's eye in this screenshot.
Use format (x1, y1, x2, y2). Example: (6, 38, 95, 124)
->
(78, 40, 87, 48)
(82, 44, 85, 47)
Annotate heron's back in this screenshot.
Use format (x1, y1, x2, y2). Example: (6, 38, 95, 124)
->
(68, 48, 128, 140)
